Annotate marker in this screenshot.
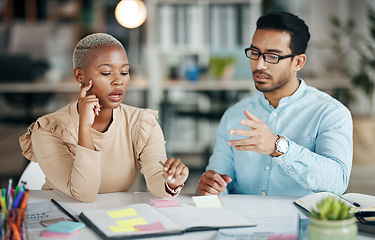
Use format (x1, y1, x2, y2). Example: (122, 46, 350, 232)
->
(13, 186, 20, 200)
(13, 191, 25, 209)
(51, 199, 79, 222)
(16, 190, 29, 228)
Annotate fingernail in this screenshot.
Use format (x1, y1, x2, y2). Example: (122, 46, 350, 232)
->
(229, 130, 233, 134)
(89, 80, 92, 83)
(168, 170, 172, 174)
(228, 141, 233, 145)
(164, 167, 168, 171)
(168, 176, 172, 181)
(171, 178, 175, 183)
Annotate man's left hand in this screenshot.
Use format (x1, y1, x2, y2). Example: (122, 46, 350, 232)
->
(228, 110, 278, 155)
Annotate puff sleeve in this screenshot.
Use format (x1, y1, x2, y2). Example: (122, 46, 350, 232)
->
(19, 117, 101, 202)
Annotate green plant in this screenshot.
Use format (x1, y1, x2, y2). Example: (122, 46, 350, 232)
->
(311, 197, 355, 221)
(209, 56, 236, 79)
(330, 6, 375, 115)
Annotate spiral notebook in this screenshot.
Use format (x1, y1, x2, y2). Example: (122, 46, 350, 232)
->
(79, 203, 255, 239)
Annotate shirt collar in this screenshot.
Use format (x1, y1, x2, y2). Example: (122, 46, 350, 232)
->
(260, 78, 307, 109)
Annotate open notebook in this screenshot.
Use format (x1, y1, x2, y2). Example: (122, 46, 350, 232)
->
(294, 192, 375, 213)
(294, 192, 375, 234)
(79, 203, 255, 239)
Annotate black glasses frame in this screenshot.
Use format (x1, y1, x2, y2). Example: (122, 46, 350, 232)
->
(244, 47, 296, 64)
(355, 211, 375, 225)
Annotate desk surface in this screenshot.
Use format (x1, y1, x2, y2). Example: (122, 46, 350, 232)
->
(27, 191, 374, 240)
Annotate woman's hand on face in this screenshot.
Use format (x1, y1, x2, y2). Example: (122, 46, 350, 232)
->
(162, 158, 189, 189)
(78, 80, 101, 128)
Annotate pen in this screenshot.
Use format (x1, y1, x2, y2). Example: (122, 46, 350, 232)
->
(51, 199, 79, 222)
(340, 196, 360, 207)
(6, 178, 12, 206)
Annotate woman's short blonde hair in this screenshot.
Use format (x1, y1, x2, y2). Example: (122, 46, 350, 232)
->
(72, 33, 124, 69)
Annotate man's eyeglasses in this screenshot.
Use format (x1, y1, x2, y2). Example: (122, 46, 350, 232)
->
(244, 47, 296, 64)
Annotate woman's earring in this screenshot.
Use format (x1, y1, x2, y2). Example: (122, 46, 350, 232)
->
(79, 82, 83, 88)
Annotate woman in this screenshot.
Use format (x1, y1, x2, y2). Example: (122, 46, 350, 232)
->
(19, 33, 189, 202)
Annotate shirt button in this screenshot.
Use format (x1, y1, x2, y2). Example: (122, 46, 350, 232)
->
(261, 192, 266, 196)
(264, 100, 268, 104)
(279, 160, 283, 164)
(265, 166, 270, 170)
(273, 112, 277, 117)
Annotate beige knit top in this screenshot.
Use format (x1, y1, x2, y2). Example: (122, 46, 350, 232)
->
(19, 102, 178, 202)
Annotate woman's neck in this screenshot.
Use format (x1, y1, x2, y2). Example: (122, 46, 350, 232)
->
(92, 108, 113, 133)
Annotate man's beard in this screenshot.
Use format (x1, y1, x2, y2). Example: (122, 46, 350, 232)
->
(253, 70, 289, 93)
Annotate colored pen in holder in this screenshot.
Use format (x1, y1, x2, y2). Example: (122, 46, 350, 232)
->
(1, 180, 29, 240)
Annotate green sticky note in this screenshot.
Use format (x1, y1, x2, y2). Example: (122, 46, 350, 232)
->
(192, 195, 223, 208)
(45, 221, 85, 233)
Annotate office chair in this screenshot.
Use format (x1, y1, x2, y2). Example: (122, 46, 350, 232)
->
(18, 162, 46, 190)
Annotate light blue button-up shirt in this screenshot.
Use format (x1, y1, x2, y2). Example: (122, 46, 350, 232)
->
(206, 79, 353, 196)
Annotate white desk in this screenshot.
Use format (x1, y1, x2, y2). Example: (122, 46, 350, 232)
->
(27, 191, 374, 240)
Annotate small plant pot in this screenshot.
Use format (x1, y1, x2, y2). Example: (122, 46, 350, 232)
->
(308, 217, 357, 240)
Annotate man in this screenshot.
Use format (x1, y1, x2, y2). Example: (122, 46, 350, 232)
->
(198, 12, 353, 196)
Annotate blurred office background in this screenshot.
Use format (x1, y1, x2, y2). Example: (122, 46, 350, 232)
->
(0, 0, 374, 195)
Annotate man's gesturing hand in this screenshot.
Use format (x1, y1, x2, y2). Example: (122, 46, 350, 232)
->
(228, 110, 278, 155)
(198, 170, 232, 195)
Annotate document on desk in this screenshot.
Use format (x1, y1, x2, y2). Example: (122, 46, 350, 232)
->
(218, 214, 299, 240)
(26, 200, 80, 229)
(79, 203, 255, 239)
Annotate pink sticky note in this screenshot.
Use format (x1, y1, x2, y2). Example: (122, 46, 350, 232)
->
(151, 199, 181, 208)
(267, 233, 297, 240)
(134, 220, 166, 231)
(41, 229, 80, 238)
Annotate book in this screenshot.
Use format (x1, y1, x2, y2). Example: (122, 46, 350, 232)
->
(79, 203, 255, 239)
(294, 192, 375, 213)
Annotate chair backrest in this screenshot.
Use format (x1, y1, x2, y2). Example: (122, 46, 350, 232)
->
(18, 162, 46, 190)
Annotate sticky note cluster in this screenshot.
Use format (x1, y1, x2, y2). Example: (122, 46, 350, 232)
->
(41, 221, 85, 238)
(108, 208, 165, 233)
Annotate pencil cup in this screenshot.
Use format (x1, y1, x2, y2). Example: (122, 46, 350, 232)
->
(308, 217, 357, 240)
(2, 207, 28, 240)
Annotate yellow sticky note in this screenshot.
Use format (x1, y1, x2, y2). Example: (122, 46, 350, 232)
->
(109, 217, 147, 232)
(107, 208, 138, 219)
(109, 225, 137, 232)
(192, 195, 222, 208)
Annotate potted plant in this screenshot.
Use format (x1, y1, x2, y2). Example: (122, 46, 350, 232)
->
(308, 197, 357, 240)
(209, 56, 236, 81)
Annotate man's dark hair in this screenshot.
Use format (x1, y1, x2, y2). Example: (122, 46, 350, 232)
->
(256, 11, 310, 55)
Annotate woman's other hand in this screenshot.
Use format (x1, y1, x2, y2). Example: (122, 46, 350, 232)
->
(78, 80, 101, 128)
